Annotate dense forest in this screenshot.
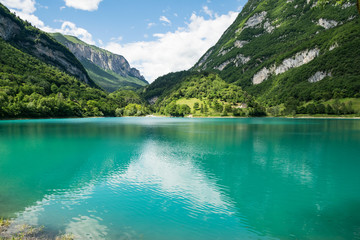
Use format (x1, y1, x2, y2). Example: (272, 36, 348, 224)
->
(0, 1, 359, 119)
(146, 72, 266, 117)
(143, 71, 359, 117)
(0, 39, 151, 118)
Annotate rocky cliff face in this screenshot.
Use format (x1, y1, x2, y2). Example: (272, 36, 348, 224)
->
(54, 35, 146, 82)
(67, 42, 145, 80)
(0, 14, 20, 40)
(0, 4, 95, 87)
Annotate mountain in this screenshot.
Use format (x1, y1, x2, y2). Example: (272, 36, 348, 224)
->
(145, 0, 360, 116)
(193, 0, 360, 105)
(51, 33, 148, 92)
(0, 3, 96, 87)
(0, 3, 150, 119)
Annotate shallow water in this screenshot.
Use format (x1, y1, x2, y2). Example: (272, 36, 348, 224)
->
(0, 117, 360, 239)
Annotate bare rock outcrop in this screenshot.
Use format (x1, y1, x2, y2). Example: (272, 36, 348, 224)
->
(253, 48, 320, 84)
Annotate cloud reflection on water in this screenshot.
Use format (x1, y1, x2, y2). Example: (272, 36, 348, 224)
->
(108, 139, 234, 214)
(9, 137, 247, 239)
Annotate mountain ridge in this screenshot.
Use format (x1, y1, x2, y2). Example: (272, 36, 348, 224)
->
(51, 33, 148, 92)
(0, 3, 97, 88)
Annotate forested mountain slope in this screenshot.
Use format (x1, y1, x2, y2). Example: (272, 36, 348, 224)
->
(0, 3, 96, 87)
(193, 0, 360, 105)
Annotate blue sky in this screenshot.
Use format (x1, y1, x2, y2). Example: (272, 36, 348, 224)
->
(0, 0, 247, 81)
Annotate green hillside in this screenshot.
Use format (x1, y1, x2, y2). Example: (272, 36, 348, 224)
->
(81, 58, 147, 91)
(0, 39, 113, 118)
(193, 0, 360, 107)
(151, 72, 266, 117)
(142, 71, 193, 102)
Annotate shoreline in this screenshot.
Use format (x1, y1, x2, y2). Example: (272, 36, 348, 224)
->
(1, 115, 360, 121)
(0, 218, 73, 240)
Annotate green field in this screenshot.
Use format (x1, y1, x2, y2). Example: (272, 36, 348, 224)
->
(324, 98, 360, 113)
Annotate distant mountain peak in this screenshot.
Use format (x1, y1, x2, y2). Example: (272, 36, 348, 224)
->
(51, 33, 148, 92)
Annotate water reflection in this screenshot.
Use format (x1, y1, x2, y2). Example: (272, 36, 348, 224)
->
(7, 136, 257, 239)
(0, 118, 359, 239)
(113, 139, 233, 213)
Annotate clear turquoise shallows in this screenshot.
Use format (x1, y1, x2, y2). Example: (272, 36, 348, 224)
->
(0, 118, 360, 239)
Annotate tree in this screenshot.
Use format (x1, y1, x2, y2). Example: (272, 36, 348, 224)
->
(284, 98, 299, 115)
(316, 103, 326, 114)
(204, 104, 209, 113)
(180, 104, 191, 115)
(306, 103, 316, 115)
(165, 102, 184, 117)
(194, 102, 200, 110)
(115, 108, 123, 117)
(326, 104, 335, 114)
(233, 108, 244, 117)
(224, 104, 232, 113)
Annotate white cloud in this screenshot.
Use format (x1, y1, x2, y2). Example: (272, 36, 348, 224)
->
(0, 0, 95, 45)
(0, 0, 50, 33)
(0, 0, 36, 13)
(105, 11, 239, 82)
(110, 36, 123, 42)
(147, 22, 156, 29)
(202, 6, 213, 18)
(50, 21, 95, 44)
(63, 0, 103, 11)
(6, 8, 95, 45)
(159, 16, 171, 25)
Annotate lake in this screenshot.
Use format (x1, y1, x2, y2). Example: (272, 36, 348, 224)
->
(0, 117, 360, 239)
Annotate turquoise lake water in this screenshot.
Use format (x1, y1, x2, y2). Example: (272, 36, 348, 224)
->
(0, 117, 360, 239)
